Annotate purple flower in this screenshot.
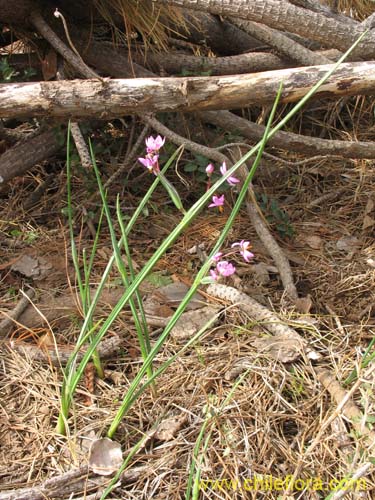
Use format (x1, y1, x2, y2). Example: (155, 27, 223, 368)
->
(220, 162, 240, 186)
(206, 163, 215, 176)
(216, 260, 236, 277)
(208, 194, 225, 209)
(232, 240, 254, 262)
(145, 135, 165, 154)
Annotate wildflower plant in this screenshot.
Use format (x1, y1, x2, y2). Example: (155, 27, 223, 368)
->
(57, 35, 366, 485)
(139, 134, 185, 213)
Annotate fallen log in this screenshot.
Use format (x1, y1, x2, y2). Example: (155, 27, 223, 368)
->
(0, 129, 62, 184)
(1, 61, 375, 120)
(154, 0, 374, 59)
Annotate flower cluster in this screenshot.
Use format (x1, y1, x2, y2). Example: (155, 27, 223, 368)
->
(210, 240, 254, 281)
(206, 162, 240, 212)
(138, 135, 165, 175)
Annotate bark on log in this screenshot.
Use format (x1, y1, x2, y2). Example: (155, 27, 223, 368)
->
(290, 0, 358, 27)
(179, 11, 265, 55)
(1, 62, 375, 120)
(135, 50, 291, 75)
(228, 18, 332, 66)
(154, 0, 374, 59)
(201, 110, 375, 159)
(0, 129, 62, 184)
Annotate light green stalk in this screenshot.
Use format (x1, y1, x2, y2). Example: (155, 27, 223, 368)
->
(90, 145, 155, 392)
(65, 124, 104, 377)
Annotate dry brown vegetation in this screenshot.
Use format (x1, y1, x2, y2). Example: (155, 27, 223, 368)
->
(1, 1, 375, 499)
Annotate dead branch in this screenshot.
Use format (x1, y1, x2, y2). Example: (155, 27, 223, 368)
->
(0, 122, 38, 145)
(7, 334, 124, 366)
(29, 10, 98, 80)
(135, 50, 291, 76)
(1, 61, 375, 121)
(315, 367, 375, 447)
(329, 462, 373, 500)
(289, 0, 358, 27)
(226, 146, 298, 300)
(0, 129, 62, 184)
(206, 283, 303, 340)
(180, 10, 265, 55)
(142, 115, 228, 165)
(57, 67, 94, 169)
(0, 289, 35, 337)
(83, 40, 153, 78)
(201, 110, 375, 159)
(154, 0, 374, 59)
(246, 200, 298, 300)
(228, 18, 332, 65)
(206, 283, 320, 361)
(0, 464, 147, 500)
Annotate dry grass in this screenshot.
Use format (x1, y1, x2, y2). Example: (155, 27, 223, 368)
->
(94, 0, 186, 52)
(325, 0, 374, 19)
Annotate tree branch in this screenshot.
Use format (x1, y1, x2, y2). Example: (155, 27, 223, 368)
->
(1, 61, 375, 120)
(200, 110, 375, 159)
(153, 0, 373, 59)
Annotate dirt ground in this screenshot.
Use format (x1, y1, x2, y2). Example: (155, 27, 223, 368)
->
(1, 107, 375, 499)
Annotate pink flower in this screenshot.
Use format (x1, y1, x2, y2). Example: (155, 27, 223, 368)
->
(232, 240, 254, 262)
(208, 194, 225, 209)
(212, 252, 223, 262)
(138, 155, 159, 172)
(210, 269, 219, 280)
(220, 162, 240, 186)
(206, 163, 215, 176)
(145, 135, 165, 153)
(216, 260, 236, 277)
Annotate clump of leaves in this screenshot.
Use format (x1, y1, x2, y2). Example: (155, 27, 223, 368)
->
(184, 153, 210, 181)
(258, 193, 294, 238)
(0, 57, 36, 82)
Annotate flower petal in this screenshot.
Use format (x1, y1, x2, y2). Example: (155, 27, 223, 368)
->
(212, 252, 223, 262)
(241, 250, 254, 262)
(227, 175, 240, 185)
(206, 163, 215, 175)
(210, 269, 218, 280)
